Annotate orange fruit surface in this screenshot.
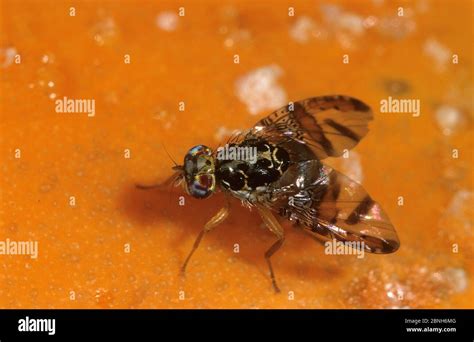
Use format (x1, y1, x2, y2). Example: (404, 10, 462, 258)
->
(0, 0, 472, 308)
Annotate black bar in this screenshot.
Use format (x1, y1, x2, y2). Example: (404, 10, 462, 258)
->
(0, 309, 472, 340)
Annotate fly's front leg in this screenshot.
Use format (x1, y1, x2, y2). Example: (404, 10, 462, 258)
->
(135, 171, 181, 190)
(180, 202, 230, 276)
(256, 204, 285, 293)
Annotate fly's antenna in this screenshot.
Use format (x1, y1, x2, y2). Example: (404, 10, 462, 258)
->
(160, 142, 179, 167)
(135, 143, 182, 191)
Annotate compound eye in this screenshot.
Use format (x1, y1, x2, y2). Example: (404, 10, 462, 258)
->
(188, 174, 215, 199)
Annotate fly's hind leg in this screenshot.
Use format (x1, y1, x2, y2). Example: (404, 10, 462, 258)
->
(180, 202, 230, 276)
(256, 204, 285, 293)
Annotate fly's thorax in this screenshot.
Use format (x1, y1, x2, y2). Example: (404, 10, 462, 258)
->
(215, 139, 291, 192)
(183, 145, 216, 199)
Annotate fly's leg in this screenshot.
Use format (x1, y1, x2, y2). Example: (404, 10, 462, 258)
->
(180, 203, 230, 276)
(264, 239, 285, 293)
(135, 172, 184, 218)
(135, 172, 181, 190)
(256, 204, 285, 293)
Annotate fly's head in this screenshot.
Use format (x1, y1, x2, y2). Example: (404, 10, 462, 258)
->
(175, 145, 216, 199)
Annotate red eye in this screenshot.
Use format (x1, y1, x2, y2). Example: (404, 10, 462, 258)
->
(199, 175, 212, 187)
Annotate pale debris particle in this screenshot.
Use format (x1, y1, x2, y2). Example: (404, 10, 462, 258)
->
(156, 11, 179, 32)
(376, 14, 416, 40)
(337, 13, 365, 35)
(0, 47, 17, 68)
(447, 190, 473, 215)
(318, 4, 368, 49)
(41, 54, 56, 64)
(423, 38, 452, 71)
(289, 16, 327, 43)
(320, 4, 340, 23)
(152, 108, 175, 130)
(92, 16, 118, 46)
(235, 65, 287, 115)
(218, 6, 252, 48)
(340, 151, 363, 183)
(438, 190, 473, 245)
(384, 281, 407, 301)
(363, 16, 378, 29)
(320, 4, 365, 36)
(443, 268, 468, 293)
(431, 267, 468, 294)
(441, 159, 469, 187)
(223, 29, 251, 48)
(445, 190, 473, 230)
(435, 104, 465, 136)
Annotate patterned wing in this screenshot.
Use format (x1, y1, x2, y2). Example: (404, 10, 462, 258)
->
(270, 160, 399, 253)
(253, 95, 374, 160)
